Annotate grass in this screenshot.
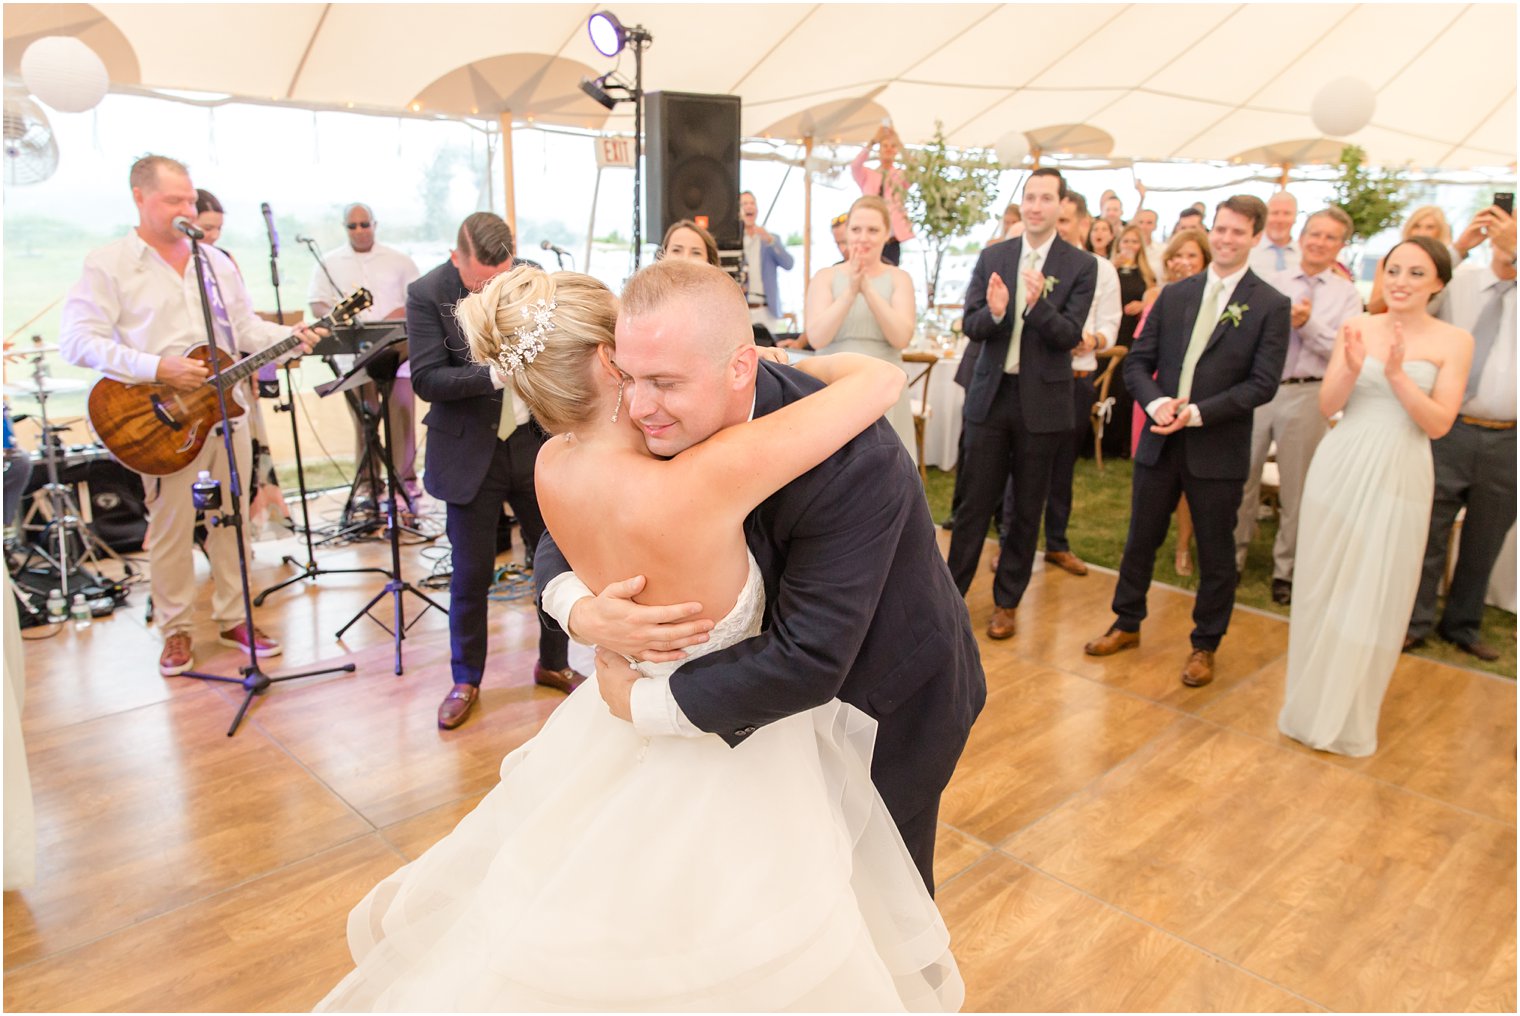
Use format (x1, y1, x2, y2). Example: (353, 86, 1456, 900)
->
(926, 460, 1517, 680)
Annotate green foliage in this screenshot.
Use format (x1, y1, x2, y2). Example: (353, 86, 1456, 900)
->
(900, 121, 1002, 304)
(1331, 145, 1410, 241)
(595, 229, 626, 246)
(785, 232, 804, 247)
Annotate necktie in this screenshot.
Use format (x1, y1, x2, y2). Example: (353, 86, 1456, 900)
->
(1178, 275, 1223, 401)
(1274, 245, 1287, 272)
(1003, 250, 1039, 373)
(497, 382, 518, 440)
(1466, 278, 1516, 401)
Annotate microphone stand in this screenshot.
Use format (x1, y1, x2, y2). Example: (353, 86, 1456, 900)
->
(255, 220, 388, 605)
(177, 229, 355, 735)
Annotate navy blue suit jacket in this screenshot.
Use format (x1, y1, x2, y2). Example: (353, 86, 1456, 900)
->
(960, 235, 1097, 433)
(1124, 269, 1290, 481)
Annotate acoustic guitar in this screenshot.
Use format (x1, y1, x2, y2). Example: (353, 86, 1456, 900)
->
(88, 288, 372, 476)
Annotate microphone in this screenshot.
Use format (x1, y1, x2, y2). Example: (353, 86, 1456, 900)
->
(261, 202, 280, 255)
(172, 216, 204, 240)
(540, 239, 571, 257)
(295, 234, 317, 246)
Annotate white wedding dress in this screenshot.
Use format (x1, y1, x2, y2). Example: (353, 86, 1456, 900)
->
(315, 553, 964, 1012)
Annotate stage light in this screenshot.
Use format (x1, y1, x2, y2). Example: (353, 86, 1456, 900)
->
(579, 73, 618, 111)
(588, 11, 626, 57)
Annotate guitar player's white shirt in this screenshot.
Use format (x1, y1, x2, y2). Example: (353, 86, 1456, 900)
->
(60, 230, 288, 384)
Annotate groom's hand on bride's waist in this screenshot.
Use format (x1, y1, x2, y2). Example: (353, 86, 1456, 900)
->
(595, 648, 641, 723)
(568, 574, 714, 663)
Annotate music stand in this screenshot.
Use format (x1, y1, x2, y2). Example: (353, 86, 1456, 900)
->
(323, 334, 446, 674)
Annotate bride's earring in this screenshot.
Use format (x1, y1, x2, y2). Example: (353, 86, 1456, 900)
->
(611, 379, 625, 424)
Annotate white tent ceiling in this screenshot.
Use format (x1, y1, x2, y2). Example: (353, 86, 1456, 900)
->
(3, 2, 1515, 169)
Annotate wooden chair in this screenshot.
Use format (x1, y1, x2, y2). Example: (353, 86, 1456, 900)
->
(1090, 346, 1128, 471)
(903, 349, 940, 486)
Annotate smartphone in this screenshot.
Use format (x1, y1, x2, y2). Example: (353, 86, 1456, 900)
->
(1495, 191, 1514, 216)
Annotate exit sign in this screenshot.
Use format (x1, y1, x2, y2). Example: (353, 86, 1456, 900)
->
(595, 137, 636, 168)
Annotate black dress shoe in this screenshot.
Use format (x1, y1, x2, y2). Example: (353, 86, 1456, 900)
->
(1271, 578, 1292, 606)
(1402, 635, 1426, 652)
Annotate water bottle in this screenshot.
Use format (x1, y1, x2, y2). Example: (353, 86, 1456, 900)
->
(70, 593, 92, 630)
(45, 588, 66, 622)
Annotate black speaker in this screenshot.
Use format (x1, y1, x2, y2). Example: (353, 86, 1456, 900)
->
(645, 91, 742, 252)
(81, 458, 148, 552)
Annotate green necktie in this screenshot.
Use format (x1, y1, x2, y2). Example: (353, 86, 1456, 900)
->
(1003, 249, 1039, 373)
(497, 383, 517, 440)
(1178, 275, 1223, 401)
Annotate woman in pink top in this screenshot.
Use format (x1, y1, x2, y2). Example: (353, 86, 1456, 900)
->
(851, 126, 914, 265)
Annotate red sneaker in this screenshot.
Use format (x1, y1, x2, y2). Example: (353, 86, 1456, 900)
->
(218, 623, 283, 656)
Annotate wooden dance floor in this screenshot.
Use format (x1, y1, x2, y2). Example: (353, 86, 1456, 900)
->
(4, 502, 1515, 1012)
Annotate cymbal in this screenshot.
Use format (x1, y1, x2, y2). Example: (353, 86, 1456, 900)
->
(3, 377, 89, 398)
(3, 345, 60, 359)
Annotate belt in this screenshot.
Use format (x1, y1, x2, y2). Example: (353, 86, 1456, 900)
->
(1073, 370, 1092, 379)
(1459, 415, 1517, 430)
(1281, 376, 1322, 385)
(747, 300, 767, 308)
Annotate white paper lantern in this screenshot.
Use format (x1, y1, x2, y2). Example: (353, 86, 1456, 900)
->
(21, 37, 109, 114)
(1311, 77, 1376, 138)
(994, 131, 1029, 168)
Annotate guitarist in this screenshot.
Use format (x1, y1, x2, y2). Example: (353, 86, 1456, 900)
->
(59, 154, 324, 678)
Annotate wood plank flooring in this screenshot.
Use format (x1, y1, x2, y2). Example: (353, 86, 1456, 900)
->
(5, 499, 1514, 1011)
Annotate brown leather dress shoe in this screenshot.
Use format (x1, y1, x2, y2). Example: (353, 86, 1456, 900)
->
(533, 664, 587, 694)
(1044, 550, 1088, 576)
(1084, 626, 1139, 656)
(159, 632, 194, 676)
(1445, 636, 1501, 662)
(1402, 634, 1426, 652)
(437, 683, 479, 729)
(986, 607, 1017, 640)
(1181, 648, 1216, 687)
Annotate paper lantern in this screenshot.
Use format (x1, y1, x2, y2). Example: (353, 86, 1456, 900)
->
(1311, 77, 1375, 138)
(21, 37, 109, 114)
(994, 131, 1029, 168)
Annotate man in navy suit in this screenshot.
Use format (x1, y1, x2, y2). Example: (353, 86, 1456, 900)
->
(740, 190, 795, 335)
(533, 261, 985, 892)
(408, 212, 584, 730)
(946, 168, 1097, 640)
(1084, 195, 1290, 687)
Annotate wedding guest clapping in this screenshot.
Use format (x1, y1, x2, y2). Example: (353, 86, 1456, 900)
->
(1279, 236, 1472, 755)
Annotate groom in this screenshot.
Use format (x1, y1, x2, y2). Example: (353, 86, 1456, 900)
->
(535, 261, 986, 892)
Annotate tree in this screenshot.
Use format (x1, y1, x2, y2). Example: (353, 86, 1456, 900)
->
(1331, 144, 1409, 241)
(900, 121, 1003, 307)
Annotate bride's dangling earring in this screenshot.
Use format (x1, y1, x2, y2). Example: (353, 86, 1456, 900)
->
(611, 379, 625, 424)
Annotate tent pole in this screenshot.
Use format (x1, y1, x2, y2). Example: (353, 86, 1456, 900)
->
(803, 135, 814, 293)
(499, 112, 516, 238)
(1278, 162, 1292, 189)
(586, 166, 603, 271)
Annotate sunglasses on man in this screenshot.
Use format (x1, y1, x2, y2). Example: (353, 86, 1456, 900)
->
(346, 221, 373, 230)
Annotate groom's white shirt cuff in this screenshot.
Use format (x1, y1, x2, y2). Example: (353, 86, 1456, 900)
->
(541, 572, 703, 738)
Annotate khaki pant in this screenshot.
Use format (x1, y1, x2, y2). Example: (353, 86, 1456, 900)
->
(142, 422, 254, 635)
(1235, 381, 1328, 581)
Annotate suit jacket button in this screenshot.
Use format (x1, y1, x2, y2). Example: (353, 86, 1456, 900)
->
(736, 726, 755, 737)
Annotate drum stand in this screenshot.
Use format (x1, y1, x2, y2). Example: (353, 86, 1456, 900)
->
(8, 356, 124, 598)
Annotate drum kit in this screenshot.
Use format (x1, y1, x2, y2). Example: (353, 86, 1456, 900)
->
(3, 340, 131, 619)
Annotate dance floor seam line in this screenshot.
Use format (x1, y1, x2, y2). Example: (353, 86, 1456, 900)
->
(993, 852, 1334, 1012)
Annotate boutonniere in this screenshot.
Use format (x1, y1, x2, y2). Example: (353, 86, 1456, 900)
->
(1221, 302, 1248, 328)
(1042, 276, 1059, 296)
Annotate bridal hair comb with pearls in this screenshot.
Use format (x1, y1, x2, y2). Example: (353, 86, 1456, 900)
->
(496, 297, 557, 375)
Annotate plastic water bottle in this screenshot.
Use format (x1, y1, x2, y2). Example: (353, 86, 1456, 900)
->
(70, 593, 91, 630)
(45, 588, 66, 623)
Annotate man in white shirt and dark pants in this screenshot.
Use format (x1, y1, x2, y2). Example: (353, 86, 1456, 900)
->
(1406, 205, 1517, 661)
(60, 155, 320, 677)
(1235, 206, 1364, 604)
(1039, 191, 1121, 577)
(308, 203, 421, 504)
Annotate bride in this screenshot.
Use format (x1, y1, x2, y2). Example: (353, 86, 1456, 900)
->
(315, 266, 964, 1012)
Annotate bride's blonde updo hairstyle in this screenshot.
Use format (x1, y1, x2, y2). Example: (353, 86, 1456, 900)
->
(456, 265, 618, 434)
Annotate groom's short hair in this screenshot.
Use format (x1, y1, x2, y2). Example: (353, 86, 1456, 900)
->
(622, 260, 753, 361)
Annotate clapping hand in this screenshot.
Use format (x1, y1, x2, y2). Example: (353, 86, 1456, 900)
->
(1022, 266, 1046, 306)
(986, 272, 1010, 317)
(1075, 332, 1096, 357)
(593, 647, 641, 724)
(1342, 322, 1367, 375)
(846, 251, 869, 294)
(1384, 320, 1406, 379)
(1291, 299, 1312, 329)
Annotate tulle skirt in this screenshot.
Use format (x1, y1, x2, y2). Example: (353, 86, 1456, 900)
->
(315, 682, 963, 1012)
